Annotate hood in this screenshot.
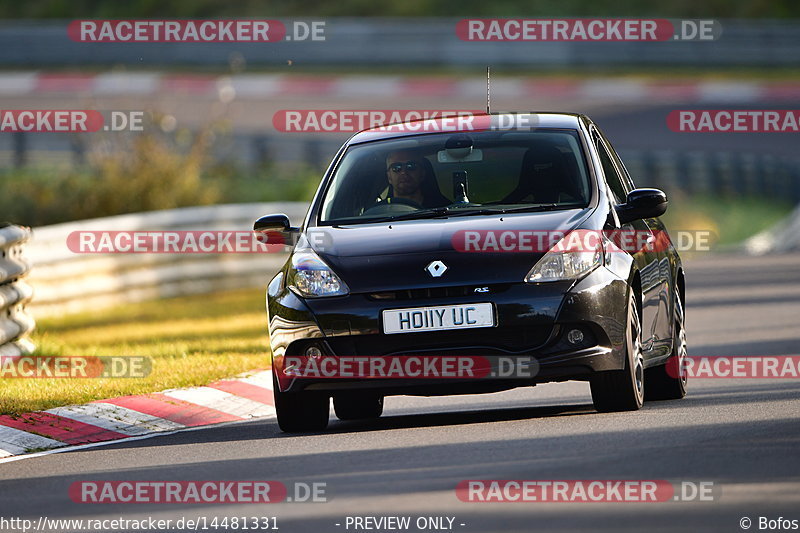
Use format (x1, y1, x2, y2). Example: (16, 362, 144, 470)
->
(307, 208, 592, 293)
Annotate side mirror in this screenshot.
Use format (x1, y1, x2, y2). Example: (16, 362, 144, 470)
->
(253, 214, 299, 245)
(616, 188, 668, 224)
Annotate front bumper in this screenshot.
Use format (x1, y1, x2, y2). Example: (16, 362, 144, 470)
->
(267, 265, 629, 395)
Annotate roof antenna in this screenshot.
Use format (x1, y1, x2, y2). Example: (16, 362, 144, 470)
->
(486, 65, 491, 114)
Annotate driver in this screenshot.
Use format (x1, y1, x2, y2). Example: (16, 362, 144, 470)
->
(383, 150, 449, 208)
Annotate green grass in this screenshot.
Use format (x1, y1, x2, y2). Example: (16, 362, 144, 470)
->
(0, 289, 271, 415)
(661, 192, 794, 247)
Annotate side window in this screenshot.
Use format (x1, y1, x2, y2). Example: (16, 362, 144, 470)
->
(611, 151, 636, 190)
(594, 137, 627, 204)
(604, 136, 636, 191)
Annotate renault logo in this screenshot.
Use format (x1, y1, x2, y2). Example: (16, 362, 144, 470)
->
(425, 260, 448, 278)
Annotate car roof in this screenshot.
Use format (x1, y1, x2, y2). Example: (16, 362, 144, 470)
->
(347, 112, 589, 145)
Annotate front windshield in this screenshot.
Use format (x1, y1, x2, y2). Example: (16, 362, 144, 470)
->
(319, 129, 592, 225)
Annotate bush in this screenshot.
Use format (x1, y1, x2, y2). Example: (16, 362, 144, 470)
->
(0, 129, 322, 227)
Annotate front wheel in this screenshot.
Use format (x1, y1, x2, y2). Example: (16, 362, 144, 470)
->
(645, 290, 688, 400)
(590, 291, 645, 412)
(273, 373, 330, 432)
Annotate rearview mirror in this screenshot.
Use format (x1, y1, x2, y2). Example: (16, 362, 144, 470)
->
(616, 188, 668, 224)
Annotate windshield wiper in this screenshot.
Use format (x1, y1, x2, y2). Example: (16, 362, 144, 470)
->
(369, 204, 582, 222)
(370, 207, 454, 223)
(447, 203, 585, 217)
(330, 203, 584, 226)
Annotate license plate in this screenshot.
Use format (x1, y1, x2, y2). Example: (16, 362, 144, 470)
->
(382, 303, 495, 334)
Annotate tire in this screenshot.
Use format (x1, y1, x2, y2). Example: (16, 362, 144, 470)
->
(334, 393, 384, 421)
(273, 372, 330, 432)
(590, 291, 645, 412)
(645, 290, 688, 401)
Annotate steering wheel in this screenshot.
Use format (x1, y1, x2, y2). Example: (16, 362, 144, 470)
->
(363, 197, 424, 215)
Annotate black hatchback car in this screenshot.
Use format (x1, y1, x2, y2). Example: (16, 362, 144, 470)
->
(255, 113, 687, 432)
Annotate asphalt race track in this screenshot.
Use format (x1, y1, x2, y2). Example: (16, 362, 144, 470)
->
(1, 252, 798, 533)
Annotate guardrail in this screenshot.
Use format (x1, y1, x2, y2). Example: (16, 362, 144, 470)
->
(0, 224, 35, 356)
(4, 128, 797, 202)
(620, 150, 800, 203)
(25, 203, 308, 318)
(0, 19, 799, 67)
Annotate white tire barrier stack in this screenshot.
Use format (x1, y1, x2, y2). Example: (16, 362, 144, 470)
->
(0, 224, 35, 356)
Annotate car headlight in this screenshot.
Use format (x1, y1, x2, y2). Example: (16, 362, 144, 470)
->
(525, 232, 603, 283)
(287, 248, 349, 298)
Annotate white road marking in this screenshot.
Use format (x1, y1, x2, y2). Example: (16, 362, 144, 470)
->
(237, 370, 274, 390)
(0, 426, 65, 457)
(163, 387, 276, 418)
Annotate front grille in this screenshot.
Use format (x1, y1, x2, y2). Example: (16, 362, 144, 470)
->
(368, 284, 511, 301)
(324, 326, 551, 356)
